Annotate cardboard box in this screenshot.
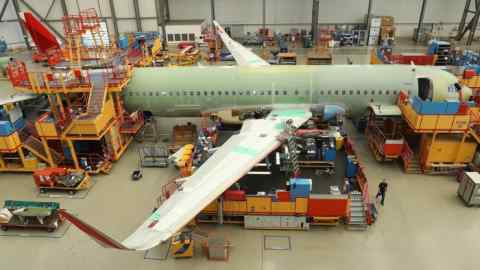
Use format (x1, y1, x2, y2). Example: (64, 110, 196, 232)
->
(381, 16, 394, 26)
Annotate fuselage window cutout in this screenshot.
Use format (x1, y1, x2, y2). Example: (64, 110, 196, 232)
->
(349, 90, 354, 95)
(260, 90, 265, 96)
(239, 91, 244, 96)
(274, 90, 279, 96)
(142, 92, 146, 96)
(334, 90, 339, 95)
(327, 90, 332, 95)
(294, 90, 299, 95)
(190, 91, 194, 96)
(183, 91, 187, 96)
(371, 90, 375, 95)
(341, 90, 346, 95)
(204, 91, 208, 96)
(364, 90, 368, 95)
(176, 91, 180, 96)
(197, 91, 201, 96)
(218, 91, 222, 96)
(211, 91, 215, 96)
(225, 91, 229, 96)
(283, 90, 287, 95)
(246, 90, 250, 96)
(356, 90, 361, 95)
(128, 92, 133, 97)
(378, 90, 383, 95)
(393, 90, 397, 95)
(267, 90, 272, 95)
(232, 91, 237, 96)
(320, 90, 324, 95)
(149, 92, 153, 96)
(155, 92, 159, 96)
(386, 90, 390, 95)
(168, 91, 173, 96)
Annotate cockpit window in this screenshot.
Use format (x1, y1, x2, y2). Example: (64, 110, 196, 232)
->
(455, 83, 462, 91)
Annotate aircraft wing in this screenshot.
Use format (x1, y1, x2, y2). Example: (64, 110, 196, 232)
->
(213, 20, 270, 67)
(60, 108, 311, 250)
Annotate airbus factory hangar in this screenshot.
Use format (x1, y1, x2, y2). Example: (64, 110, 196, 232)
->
(1, 0, 480, 269)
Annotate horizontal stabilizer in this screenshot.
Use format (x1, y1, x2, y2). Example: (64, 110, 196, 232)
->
(58, 210, 129, 250)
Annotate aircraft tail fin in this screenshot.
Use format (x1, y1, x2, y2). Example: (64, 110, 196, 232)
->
(58, 210, 130, 250)
(212, 20, 269, 67)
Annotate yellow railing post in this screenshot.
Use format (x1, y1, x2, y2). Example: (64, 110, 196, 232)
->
(67, 140, 80, 169)
(41, 137, 55, 167)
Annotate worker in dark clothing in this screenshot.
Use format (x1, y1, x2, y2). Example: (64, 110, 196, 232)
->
(376, 179, 388, 206)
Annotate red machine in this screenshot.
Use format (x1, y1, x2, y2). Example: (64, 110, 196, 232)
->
(33, 168, 90, 194)
(20, 12, 61, 64)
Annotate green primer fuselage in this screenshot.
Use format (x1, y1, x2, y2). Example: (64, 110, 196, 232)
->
(124, 65, 465, 117)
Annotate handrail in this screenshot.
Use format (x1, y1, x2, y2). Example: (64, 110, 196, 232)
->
(400, 141, 414, 170)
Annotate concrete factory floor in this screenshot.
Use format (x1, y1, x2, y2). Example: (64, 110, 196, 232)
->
(1, 45, 480, 270)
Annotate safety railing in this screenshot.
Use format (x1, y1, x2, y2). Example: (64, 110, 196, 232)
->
(119, 111, 144, 134)
(400, 141, 414, 171)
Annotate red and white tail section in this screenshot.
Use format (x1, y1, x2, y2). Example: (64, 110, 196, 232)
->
(19, 12, 61, 54)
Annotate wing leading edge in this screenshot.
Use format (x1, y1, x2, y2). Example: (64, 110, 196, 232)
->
(63, 108, 311, 251)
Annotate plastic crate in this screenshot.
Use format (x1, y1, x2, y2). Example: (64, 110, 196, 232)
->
(0, 121, 14, 136)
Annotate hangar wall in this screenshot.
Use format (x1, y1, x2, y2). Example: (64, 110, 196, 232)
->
(0, 0, 468, 46)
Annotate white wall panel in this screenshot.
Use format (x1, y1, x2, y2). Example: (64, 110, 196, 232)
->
(169, 0, 210, 20)
(114, 0, 135, 17)
(216, 0, 262, 24)
(139, 0, 156, 17)
(117, 20, 137, 33)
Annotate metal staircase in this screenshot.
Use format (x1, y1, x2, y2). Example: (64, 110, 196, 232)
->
(348, 191, 368, 230)
(22, 135, 63, 165)
(85, 82, 107, 117)
(400, 142, 422, 174)
(404, 156, 422, 174)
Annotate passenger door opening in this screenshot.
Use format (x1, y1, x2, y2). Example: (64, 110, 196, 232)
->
(418, 78, 433, 101)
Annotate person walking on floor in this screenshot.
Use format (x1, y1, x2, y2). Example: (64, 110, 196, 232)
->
(376, 179, 388, 206)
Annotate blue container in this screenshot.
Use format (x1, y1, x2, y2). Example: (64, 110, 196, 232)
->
(323, 148, 336, 161)
(468, 101, 476, 107)
(412, 96, 423, 113)
(346, 157, 358, 178)
(13, 118, 25, 130)
(421, 101, 447, 115)
(0, 121, 14, 136)
(413, 97, 447, 115)
(118, 36, 129, 49)
(445, 100, 460, 114)
(289, 178, 311, 199)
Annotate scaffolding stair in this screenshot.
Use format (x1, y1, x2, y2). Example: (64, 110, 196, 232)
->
(23, 136, 63, 165)
(86, 83, 107, 117)
(404, 156, 422, 174)
(98, 160, 112, 174)
(347, 191, 368, 230)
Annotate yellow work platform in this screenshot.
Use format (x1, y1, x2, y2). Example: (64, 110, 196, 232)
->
(0, 132, 22, 152)
(66, 98, 115, 137)
(398, 98, 470, 132)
